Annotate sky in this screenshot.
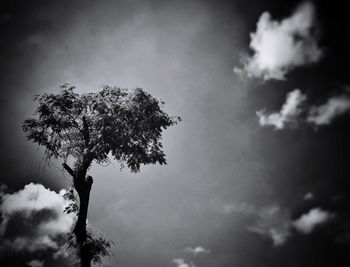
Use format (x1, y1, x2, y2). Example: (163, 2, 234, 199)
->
(1, 0, 350, 266)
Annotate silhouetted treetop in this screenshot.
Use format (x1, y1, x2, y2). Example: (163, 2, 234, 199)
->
(23, 84, 181, 172)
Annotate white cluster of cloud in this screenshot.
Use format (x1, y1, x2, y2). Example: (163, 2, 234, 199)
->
(234, 2, 322, 80)
(308, 95, 350, 125)
(172, 245, 210, 267)
(173, 258, 196, 267)
(225, 202, 333, 246)
(241, 2, 350, 129)
(0, 183, 75, 255)
(257, 90, 350, 129)
(293, 208, 333, 234)
(184, 246, 210, 255)
(257, 89, 306, 129)
(234, 2, 350, 128)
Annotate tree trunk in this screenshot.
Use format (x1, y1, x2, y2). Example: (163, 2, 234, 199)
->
(63, 163, 93, 267)
(74, 174, 93, 267)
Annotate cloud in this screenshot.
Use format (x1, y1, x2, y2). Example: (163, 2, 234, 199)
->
(246, 205, 291, 246)
(26, 259, 44, 267)
(229, 202, 339, 245)
(52, 246, 70, 259)
(292, 208, 333, 234)
(223, 202, 257, 215)
(249, 226, 290, 246)
(173, 258, 196, 267)
(234, 2, 322, 80)
(257, 89, 350, 129)
(225, 202, 292, 246)
(184, 246, 210, 255)
(307, 95, 350, 125)
(303, 192, 314, 200)
(257, 89, 307, 129)
(0, 183, 75, 255)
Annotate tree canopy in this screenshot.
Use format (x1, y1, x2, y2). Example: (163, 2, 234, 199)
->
(23, 84, 180, 172)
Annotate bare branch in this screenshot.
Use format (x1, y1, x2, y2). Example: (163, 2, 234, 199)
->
(63, 163, 76, 179)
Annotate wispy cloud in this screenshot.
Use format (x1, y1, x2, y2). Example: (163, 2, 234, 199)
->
(224, 202, 291, 245)
(223, 202, 256, 215)
(293, 208, 333, 234)
(257, 89, 350, 129)
(307, 95, 350, 125)
(246, 205, 291, 246)
(185, 246, 210, 256)
(234, 2, 322, 80)
(303, 192, 314, 200)
(257, 89, 307, 129)
(0, 183, 75, 255)
(224, 202, 335, 246)
(26, 259, 44, 267)
(173, 258, 196, 267)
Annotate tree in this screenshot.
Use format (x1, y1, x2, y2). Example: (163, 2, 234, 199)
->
(22, 84, 180, 267)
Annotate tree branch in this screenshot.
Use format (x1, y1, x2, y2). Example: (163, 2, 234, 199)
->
(82, 116, 90, 147)
(63, 163, 76, 179)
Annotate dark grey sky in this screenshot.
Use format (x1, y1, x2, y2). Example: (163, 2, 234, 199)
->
(1, 0, 350, 266)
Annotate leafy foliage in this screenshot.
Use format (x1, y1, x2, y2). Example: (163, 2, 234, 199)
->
(23, 84, 181, 172)
(63, 187, 114, 264)
(63, 187, 79, 214)
(66, 229, 114, 265)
